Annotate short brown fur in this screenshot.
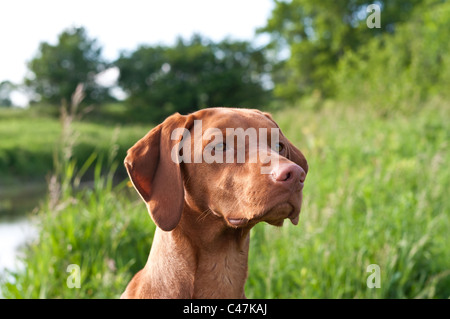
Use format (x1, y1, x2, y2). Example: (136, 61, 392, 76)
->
(121, 108, 308, 299)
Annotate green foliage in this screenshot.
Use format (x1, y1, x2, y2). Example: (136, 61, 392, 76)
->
(17, 0, 449, 116)
(2, 0, 449, 298)
(2, 101, 449, 298)
(1, 160, 152, 298)
(259, 0, 426, 101)
(0, 81, 14, 107)
(1, 92, 152, 298)
(116, 35, 271, 122)
(246, 100, 450, 298)
(334, 1, 450, 114)
(26, 26, 109, 105)
(0, 106, 149, 182)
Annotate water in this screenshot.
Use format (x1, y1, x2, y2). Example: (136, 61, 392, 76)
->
(0, 183, 44, 276)
(0, 216, 37, 274)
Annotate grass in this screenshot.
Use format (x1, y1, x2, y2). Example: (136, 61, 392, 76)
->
(0, 104, 149, 184)
(1, 99, 449, 298)
(247, 100, 450, 298)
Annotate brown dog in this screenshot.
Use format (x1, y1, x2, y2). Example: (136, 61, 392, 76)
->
(121, 107, 308, 298)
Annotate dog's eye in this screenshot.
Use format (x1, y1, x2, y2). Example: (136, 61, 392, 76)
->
(273, 142, 284, 153)
(214, 142, 226, 151)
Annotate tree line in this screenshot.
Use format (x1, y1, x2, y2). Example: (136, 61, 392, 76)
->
(2, 0, 449, 119)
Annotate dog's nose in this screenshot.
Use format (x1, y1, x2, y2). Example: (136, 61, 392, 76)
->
(271, 163, 306, 185)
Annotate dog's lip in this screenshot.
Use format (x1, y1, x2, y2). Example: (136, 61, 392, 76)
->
(227, 217, 249, 227)
(212, 200, 300, 227)
(209, 208, 249, 227)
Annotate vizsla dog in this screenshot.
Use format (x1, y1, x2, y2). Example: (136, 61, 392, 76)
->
(121, 107, 308, 299)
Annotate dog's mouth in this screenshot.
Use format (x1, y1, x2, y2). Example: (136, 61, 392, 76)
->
(227, 217, 249, 227)
(210, 209, 249, 227)
(223, 201, 301, 228)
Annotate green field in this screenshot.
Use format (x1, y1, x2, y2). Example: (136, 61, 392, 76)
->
(1, 101, 449, 298)
(0, 105, 149, 184)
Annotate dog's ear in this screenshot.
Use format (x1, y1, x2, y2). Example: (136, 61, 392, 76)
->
(124, 113, 193, 231)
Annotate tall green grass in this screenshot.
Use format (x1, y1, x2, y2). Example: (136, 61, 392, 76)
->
(247, 100, 450, 298)
(1, 163, 152, 298)
(1, 87, 153, 298)
(1, 99, 449, 298)
(0, 104, 149, 183)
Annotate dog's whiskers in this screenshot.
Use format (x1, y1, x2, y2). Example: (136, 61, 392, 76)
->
(197, 207, 213, 223)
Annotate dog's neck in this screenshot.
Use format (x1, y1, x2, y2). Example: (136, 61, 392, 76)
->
(147, 205, 251, 298)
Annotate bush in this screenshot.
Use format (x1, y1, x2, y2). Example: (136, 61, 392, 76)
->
(333, 1, 450, 114)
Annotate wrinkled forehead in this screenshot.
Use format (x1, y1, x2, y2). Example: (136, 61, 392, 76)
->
(193, 108, 278, 131)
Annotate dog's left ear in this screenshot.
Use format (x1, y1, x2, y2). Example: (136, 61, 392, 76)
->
(124, 113, 193, 231)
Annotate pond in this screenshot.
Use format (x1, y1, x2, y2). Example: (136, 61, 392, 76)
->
(0, 215, 37, 274)
(0, 182, 44, 276)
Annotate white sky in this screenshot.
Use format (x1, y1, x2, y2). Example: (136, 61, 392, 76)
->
(0, 0, 274, 86)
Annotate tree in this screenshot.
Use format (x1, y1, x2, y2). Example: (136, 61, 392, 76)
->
(26, 26, 108, 105)
(115, 35, 270, 122)
(0, 81, 14, 107)
(333, 0, 450, 113)
(259, 0, 426, 102)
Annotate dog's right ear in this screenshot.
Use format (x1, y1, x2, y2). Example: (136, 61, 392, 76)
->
(124, 113, 193, 231)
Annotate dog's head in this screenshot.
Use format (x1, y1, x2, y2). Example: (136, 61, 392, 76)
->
(124, 108, 308, 231)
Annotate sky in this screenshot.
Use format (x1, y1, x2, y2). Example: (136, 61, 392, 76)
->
(0, 0, 274, 105)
